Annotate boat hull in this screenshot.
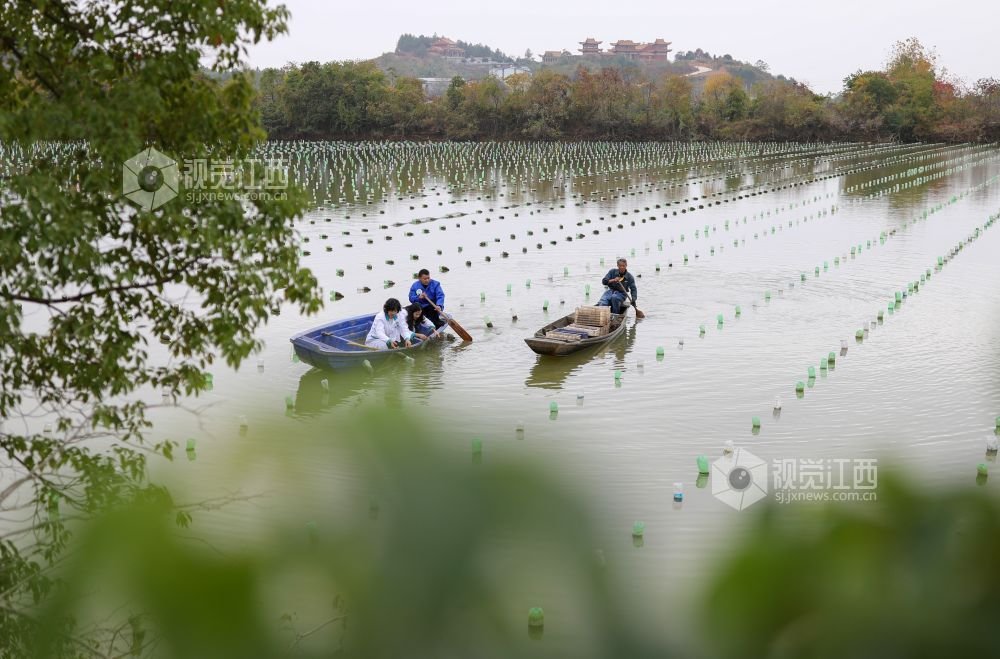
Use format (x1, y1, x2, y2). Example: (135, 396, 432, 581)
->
(290, 313, 432, 371)
(524, 312, 626, 356)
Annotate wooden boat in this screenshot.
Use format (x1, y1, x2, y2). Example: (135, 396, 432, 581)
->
(290, 313, 437, 371)
(524, 308, 627, 356)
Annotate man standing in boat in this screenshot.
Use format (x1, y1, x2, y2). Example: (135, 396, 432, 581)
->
(409, 269, 447, 330)
(597, 258, 638, 315)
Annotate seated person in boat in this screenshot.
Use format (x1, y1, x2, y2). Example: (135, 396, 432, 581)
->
(365, 298, 416, 350)
(408, 269, 447, 329)
(404, 302, 438, 341)
(597, 258, 638, 315)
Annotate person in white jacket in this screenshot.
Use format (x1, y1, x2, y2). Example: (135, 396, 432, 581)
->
(365, 298, 416, 350)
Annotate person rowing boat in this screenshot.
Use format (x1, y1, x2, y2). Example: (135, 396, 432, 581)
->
(408, 268, 474, 342)
(408, 269, 447, 330)
(597, 258, 638, 315)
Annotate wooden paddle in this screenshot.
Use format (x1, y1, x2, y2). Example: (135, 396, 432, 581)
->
(320, 331, 412, 351)
(417, 291, 473, 342)
(441, 310, 473, 342)
(613, 280, 646, 319)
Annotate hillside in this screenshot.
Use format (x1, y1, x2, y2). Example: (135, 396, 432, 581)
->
(676, 48, 788, 89)
(533, 53, 694, 79)
(369, 34, 779, 90)
(395, 33, 514, 62)
(371, 52, 518, 82)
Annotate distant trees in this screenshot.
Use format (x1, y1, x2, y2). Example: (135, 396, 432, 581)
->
(520, 69, 573, 139)
(838, 39, 943, 141)
(970, 78, 1000, 141)
(277, 61, 389, 136)
(394, 33, 513, 61)
(257, 39, 1000, 143)
(456, 39, 513, 62)
(382, 77, 427, 137)
(445, 76, 466, 110)
(654, 75, 695, 139)
(675, 48, 715, 61)
(750, 80, 829, 141)
(702, 71, 750, 135)
(841, 71, 898, 138)
(572, 67, 638, 138)
(395, 33, 436, 56)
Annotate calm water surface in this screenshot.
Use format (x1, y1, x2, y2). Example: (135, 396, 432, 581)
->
(147, 141, 1000, 646)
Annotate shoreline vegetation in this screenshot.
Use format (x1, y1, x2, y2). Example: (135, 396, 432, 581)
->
(255, 38, 1000, 144)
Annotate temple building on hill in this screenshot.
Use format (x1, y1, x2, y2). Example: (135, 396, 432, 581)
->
(609, 38, 672, 61)
(609, 39, 641, 58)
(540, 37, 672, 63)
(579, 37, 603, 55)
(638, 38, 672, 61)
(541, 49, 572, 63)
(427, 37, 465, 58)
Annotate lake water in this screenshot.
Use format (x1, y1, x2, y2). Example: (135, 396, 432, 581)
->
(148, 141, 1000, 649)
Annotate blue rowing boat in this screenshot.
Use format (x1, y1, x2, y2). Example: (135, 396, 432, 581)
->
(290, 313, 432, 371)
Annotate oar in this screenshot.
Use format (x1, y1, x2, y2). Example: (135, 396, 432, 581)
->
(321, 331, 381, 351)
(418, 291, 473, 342)
(419, 318, 448, 349)
(613, 281, 645, 319)
(440, 309, 473, 342)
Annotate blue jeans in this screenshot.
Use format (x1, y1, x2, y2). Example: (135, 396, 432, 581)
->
(597, 290, 626, 314)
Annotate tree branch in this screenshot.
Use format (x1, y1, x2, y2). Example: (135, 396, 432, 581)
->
(288, 615, 348, 650)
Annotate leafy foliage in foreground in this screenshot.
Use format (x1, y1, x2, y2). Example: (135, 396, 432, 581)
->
(0, 0, 321, 654)
(24, 408, 1000, 658)
(703, 475, 1000, 658)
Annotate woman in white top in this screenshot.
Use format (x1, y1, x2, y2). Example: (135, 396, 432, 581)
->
(365, 298, 416, 350)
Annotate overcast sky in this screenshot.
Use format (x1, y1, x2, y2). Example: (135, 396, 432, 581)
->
(245, 0, 995, 94)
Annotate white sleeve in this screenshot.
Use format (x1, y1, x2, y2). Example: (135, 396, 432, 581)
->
(370, 316, 390, 343)
(396, 315, 413, 340)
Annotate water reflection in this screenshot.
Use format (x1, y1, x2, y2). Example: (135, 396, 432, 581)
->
(294, 368, 370, 415)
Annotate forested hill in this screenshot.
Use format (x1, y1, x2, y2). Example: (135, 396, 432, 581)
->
(372, 34, 776, 88)
(394, 33, 514, 62)
(254, 38, 1000, 144)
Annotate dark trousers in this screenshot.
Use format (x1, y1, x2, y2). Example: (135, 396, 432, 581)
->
(423, 306, 447, 329)
(597, 290, 627, 314)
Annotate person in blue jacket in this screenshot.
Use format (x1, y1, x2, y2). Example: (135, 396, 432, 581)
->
(597, 258, 638, 315)
(408, 269, 447, 329)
